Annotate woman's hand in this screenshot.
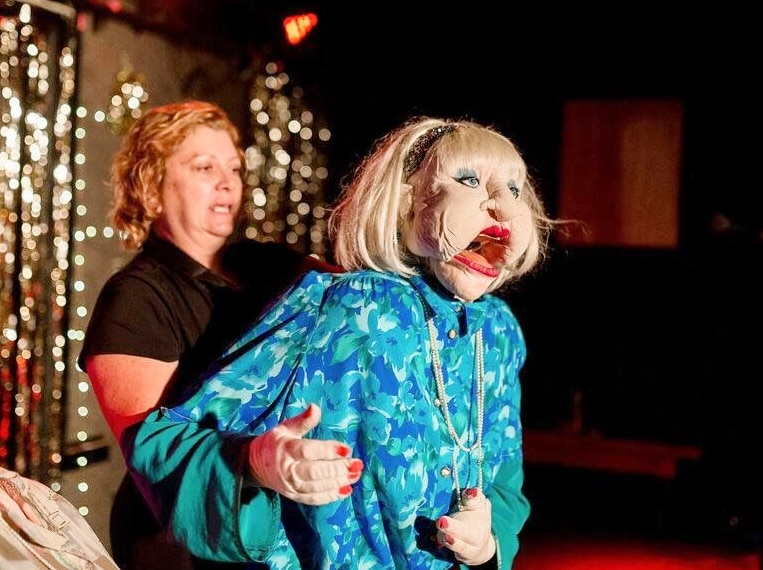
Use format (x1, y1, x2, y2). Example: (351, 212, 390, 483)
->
(247, 403, 363, 505)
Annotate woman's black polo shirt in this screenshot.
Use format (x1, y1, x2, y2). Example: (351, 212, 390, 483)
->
(78, 234, 308, 404)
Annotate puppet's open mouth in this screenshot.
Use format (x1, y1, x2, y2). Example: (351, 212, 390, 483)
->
(454, 228, 511, 277)
(465, 235, 506, 252)
(467, 227, 512, 260)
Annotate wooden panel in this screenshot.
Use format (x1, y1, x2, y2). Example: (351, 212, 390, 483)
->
(558, 100, 683, 248)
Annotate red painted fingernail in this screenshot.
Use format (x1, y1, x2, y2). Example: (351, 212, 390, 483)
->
(339, 485, 352, 496)
(445, 535, 454, 545)
(464, 488, 477, 498)
(348, 459, 363, 475)
(303, 405, 313, 418)
(437, 517, 448, 530)
(336, 445, 350, 457)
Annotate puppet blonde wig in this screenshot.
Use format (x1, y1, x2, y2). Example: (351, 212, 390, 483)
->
(109, 100, 243, 250)
(329, 116, 553, 289)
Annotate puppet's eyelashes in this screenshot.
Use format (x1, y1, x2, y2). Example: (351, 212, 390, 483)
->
(467, 241, 481, 251)
(508, 179, 521, 199)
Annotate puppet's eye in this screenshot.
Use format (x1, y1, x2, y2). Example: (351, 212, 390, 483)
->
(457, 175, 479, 188)
(508, 180, 521, 199)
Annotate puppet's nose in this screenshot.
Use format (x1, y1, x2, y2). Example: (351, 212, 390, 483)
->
(480, 186, 516, 222)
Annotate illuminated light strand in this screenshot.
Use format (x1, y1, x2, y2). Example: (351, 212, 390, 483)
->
(105, 56, 149, 135)
(0, 2, 76, 493)
(245, 60, 331, 258)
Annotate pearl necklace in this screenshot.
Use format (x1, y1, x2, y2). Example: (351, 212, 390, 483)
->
(419, 295, 485, 506)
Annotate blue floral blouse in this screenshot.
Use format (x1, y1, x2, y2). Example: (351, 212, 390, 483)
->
(134, 269, 530, 569)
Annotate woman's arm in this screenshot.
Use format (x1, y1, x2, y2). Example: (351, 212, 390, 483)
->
(85, 352, 280, 560)
(85, 353, 177, 444)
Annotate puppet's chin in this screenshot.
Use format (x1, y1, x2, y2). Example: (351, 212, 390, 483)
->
(430, 258, 496, 303)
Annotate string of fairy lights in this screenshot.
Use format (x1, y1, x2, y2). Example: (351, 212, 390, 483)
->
(1, 0, 331, 519)
(0, 1, 77, 486)
(244, 59, 332, 258)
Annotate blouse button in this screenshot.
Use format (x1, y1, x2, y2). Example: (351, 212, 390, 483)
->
(440, 466, 451, 478)
(447, 329, 457, 339)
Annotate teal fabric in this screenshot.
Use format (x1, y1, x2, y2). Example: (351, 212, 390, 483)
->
(130, 269, 530, 568)
(127, 415, 280, 561)
(484, 460, 531, 567)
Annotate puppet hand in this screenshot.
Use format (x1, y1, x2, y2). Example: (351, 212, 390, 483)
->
(247, 403, 363, 505)
(436, 488, 496, 566)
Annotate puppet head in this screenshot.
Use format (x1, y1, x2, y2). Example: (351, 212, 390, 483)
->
(330, 117, 552, 302)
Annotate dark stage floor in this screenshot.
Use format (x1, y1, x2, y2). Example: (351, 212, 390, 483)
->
(514, 530, 760, 570)
(514, 462, 762, 569)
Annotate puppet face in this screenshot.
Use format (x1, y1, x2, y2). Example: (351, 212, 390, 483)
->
(404, 152, 533, 302)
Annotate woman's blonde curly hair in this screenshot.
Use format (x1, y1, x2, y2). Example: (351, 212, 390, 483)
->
(109, 100, 242, 250)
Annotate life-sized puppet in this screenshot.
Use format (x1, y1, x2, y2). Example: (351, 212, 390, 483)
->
(129, 117, 553, 569)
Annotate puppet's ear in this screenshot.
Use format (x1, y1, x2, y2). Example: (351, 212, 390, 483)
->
(400, 183, 414, 217)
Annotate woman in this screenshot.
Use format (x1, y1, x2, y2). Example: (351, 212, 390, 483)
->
(80, 100, 360, 570)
